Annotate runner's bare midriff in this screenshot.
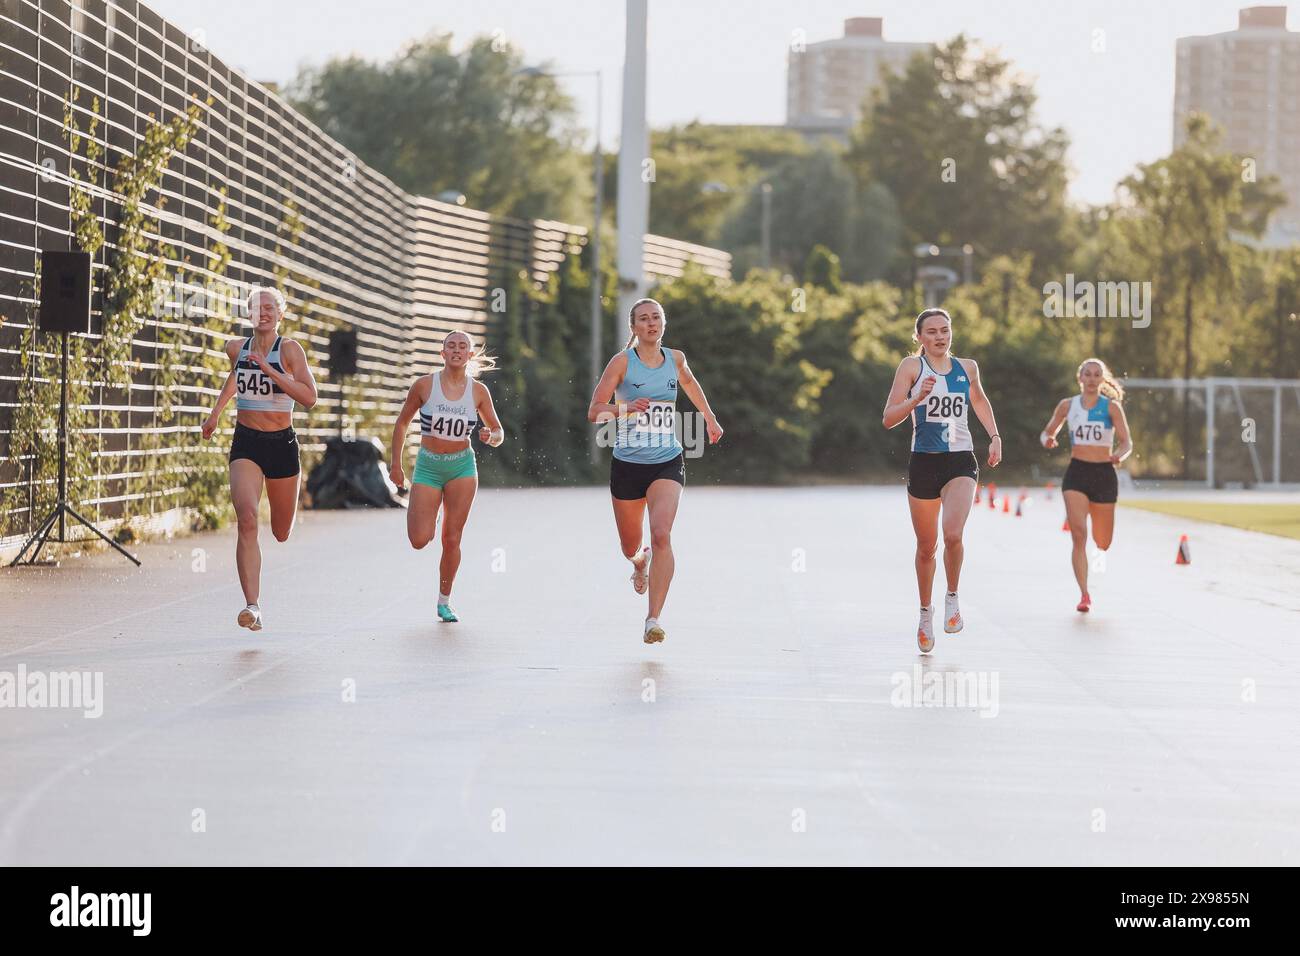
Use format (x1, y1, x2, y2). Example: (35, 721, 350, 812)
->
(421, 434, 471, 454)
(236, 410, 293, 432)
(1070, 447, 1114, 464)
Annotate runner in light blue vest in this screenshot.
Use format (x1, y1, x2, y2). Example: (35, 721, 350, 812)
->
(588, 297, 724, 645)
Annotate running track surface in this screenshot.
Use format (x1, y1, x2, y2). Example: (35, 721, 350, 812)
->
(1, 486, 1297, 865)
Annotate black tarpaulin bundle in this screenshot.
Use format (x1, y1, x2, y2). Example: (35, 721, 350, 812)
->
(307, 436, 404, 509)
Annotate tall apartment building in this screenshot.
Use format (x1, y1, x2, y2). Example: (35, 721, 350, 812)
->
(1175, 6, 1300, 246)
(786, 17, 930, 142)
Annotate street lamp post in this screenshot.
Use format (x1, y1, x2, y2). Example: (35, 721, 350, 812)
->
(518, 67, 604, 464)
(913, 242, 974, 307)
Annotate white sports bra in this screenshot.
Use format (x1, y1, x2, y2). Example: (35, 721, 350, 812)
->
(419, 371, 478, 441)
(235, 336, 294, 413)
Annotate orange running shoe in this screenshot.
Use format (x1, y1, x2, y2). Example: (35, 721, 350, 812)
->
(1076, 593, 1091, 613)
(917, 606, 935, 653)
(943, 591, 963, 634)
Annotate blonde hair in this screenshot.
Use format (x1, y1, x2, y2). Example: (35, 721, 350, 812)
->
(245, 285, 287, 317)
(625, 297, 664, 350)
(1078, 357, 1124, 402)
(441, 328, 497, 378)
(912, 307, 951, 356)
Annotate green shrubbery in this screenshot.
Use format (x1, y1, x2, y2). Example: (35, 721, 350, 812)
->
(472, 251, 1089, 488)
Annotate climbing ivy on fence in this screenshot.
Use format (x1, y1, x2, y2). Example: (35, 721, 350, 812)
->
(1, 86, 207, 546)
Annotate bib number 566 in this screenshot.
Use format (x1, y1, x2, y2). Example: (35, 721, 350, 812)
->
(636, 402, 674, 434)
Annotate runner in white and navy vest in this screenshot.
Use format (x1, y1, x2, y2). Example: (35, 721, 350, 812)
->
(201, 287, 319, 634)
(883, 308, 1002, 653)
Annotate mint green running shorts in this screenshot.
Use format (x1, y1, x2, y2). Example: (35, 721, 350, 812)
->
(412, 446, 477, 489)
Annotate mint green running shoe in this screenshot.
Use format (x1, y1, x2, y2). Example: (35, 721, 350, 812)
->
(437, 603, 459, 623)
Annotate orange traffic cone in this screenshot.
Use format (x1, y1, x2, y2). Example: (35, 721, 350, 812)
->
(1002, 495, 1011, 514)
(1175, 534, 1191, 565)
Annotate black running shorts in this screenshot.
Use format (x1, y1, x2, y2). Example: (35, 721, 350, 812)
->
(1061, 458, 1118, 504)
(229, 423, 300, 479)
(610, 453, 685, 500)
(907, 450, 978, 500)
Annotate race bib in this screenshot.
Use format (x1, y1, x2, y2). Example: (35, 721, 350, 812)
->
(237, 367, 274, 397)
(1073, 422, 1106, 445)
(923, 392, 965, 428)
(632, 400, 675, 434)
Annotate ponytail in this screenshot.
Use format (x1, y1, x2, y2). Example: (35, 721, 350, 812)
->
(1078, 357, 1124, 402)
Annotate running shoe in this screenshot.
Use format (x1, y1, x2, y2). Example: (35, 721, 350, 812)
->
(237, 604, 263, 632)
(643, 617, 665, 644)
(917, 606, 935, 653)
(437, 603, 459, 623)
(631, 547, 651, 595)
(943, 592, 963, 634)
(1076, 593, 1091, 613)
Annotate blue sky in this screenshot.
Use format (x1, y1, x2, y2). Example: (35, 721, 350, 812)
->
(148, 0, 1266, 205)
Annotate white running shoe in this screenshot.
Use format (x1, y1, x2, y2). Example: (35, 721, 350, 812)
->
(943, 592, 963, 634)
(643, 617, 665, 644)
(631, 547, 651, 595)
(237, 604, 263, 632)
(917, 606, 935, 653)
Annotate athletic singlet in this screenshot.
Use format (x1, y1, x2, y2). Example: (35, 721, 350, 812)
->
(419, 371, 478, 441)
(1067, 394, 1114, 450)
(909, 353, 973, 453)
(235, 336, 294, 413)
(614, 345, 683, 464)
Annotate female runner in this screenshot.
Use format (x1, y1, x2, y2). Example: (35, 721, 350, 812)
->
(882, 308, 1001, 653)
(588, 298, 722, 644)
(202, 287, 318, 632)
(389, 329, 504, 622)
(1038, 358, 1133, 612)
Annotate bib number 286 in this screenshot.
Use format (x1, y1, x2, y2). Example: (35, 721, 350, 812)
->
(926, 394, 964, 419)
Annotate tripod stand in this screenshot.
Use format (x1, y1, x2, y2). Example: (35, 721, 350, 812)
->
(9, 330, 141, 567)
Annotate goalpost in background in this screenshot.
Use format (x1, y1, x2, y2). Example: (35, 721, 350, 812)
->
(1119, 378, 1300, 488)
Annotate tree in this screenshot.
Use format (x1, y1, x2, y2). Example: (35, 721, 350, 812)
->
(847, 34, 1071, 283)
(641, 123, 811, 247)
(650, 265, 829, 483)
(287, 34, 589, 222)
(1113, 113, 1285, 477)
(721, 147, 901, 282)
(804, 245, 843, 293)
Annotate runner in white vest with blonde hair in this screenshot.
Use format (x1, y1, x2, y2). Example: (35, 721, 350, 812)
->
(390, 329, 504, 623)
